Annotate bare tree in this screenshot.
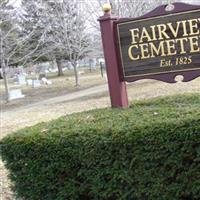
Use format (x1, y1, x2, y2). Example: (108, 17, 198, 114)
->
(0, 0, 48, 101)
(84, 0, 177, 65)
(42, 0, 91, 86)
(86, 0, 176, 25)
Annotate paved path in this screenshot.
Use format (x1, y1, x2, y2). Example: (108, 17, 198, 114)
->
(1, 84, 110, 139)
(2, 84, 108, 113)
(31, 84, 108, 105)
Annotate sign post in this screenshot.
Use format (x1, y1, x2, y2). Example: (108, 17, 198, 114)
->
(98, 2, 129, 108)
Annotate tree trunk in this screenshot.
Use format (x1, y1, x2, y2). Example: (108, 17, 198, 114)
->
(2, 60, 9, 102)
(56, 58, 64, 76)
(0, 36, 9, 102)
(100, 62, 104, 78)
(73, 62, 80, 87)
(89, 62, 92, 72)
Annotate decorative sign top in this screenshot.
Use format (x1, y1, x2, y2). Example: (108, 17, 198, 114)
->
(115, 5, 200, 82)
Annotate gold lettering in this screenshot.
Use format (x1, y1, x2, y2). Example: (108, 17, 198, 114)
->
(140, 43, 150, 59)
(139, 27, 152, 43)
(188, 19, 200, 36)
(167, 22, 181, 38)
(157, 24, 170, 40)
(150, 25, 157, 41)
(165, 39, 177, 56)
(188, 36, 200, 53)
(182, 20, 189, 37)
(130, 28, 140, 44)
(128, 45, 140, 60)
(127, 17, 200, 62)
(160, 59, 166, 67)
(176, 37, 188, 54)
(149, 41, 166, 57)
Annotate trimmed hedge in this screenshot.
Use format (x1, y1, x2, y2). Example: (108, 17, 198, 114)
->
(1, 94, 200, 200)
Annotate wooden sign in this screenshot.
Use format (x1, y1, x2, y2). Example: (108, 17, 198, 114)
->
(115, 4, 200, 83)
(99, 3, 200, 108)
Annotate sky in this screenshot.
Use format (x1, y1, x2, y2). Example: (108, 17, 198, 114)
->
(9, 0, 21, 7)
(8, 0, 200, 9)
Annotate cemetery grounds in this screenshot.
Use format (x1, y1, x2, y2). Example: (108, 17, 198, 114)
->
(0, 71, 200, 199)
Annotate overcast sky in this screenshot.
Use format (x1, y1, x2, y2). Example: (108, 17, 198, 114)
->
(9, 0, 200, 10)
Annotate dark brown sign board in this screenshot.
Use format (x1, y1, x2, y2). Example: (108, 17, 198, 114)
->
(115, 3, 200, 83)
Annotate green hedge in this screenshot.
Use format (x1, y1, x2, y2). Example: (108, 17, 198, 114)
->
(1, 94, 200, 200)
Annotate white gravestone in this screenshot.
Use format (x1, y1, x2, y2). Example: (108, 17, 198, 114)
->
(32, 80, 41, 88)
(26, 79, 33, 86)
(17, 74, 26, 85)
(9, 89, 25, 100)
(41, 77, 52, 85)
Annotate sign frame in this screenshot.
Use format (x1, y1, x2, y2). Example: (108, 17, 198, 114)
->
(114, 3, 200, 83)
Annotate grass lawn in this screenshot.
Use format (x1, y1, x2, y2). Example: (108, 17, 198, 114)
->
(0, 70, 107, 110)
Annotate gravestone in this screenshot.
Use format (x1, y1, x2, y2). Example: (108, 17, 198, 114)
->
(41, 77, 52, 85)
(17, 74, 26, 85)
(9, 89, 25, 100)
(78, 71, 85, 75)
(32, 80, 41, 88)
(26, 79, 33, 86)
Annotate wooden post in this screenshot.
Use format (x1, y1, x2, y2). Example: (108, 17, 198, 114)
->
(98, 12, 129, 108)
